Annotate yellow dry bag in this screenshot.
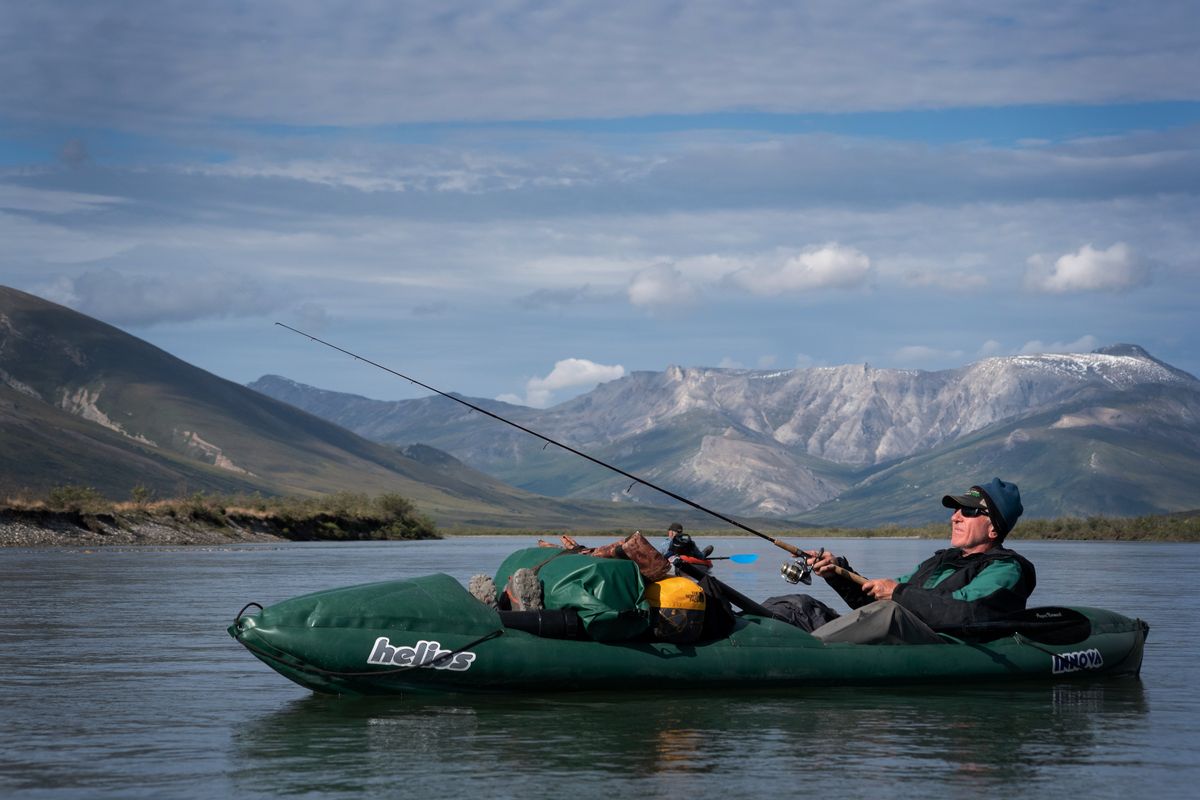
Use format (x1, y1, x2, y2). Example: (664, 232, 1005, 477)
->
(645, 576, 706, 643)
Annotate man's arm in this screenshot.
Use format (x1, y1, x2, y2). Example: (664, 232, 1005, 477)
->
(808, 549, 873, 609)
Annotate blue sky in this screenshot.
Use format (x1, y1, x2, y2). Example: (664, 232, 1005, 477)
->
(2, 1, 1198, 406)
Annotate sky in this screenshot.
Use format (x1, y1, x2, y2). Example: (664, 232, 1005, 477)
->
(2, 1, 1199, 407)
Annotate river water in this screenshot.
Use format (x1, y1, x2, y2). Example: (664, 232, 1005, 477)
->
(1, 536, 1196, 799)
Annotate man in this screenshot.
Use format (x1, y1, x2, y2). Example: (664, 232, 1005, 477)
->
(660, 522, 713, 558)
(795, 477, 1036, 644)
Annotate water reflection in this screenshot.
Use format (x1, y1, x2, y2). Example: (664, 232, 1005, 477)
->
(230, 681, 1148, 798)
(3, 541, 1184, 799)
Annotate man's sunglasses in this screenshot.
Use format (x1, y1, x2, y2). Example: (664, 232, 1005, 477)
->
(959, 506, 990, 518)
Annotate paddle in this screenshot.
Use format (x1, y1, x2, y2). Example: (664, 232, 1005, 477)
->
(711, 553, 758, 563)
(936, 606, 1093, 645)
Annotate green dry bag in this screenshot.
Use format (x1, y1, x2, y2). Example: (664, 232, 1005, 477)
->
(495, 547, 650, 642)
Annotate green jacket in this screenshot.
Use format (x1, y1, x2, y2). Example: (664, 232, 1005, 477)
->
(830, 546, 1037, 629)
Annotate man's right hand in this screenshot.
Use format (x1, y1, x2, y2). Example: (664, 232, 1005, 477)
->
(804, 548, 840, 579)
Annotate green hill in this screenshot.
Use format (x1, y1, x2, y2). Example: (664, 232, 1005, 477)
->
(0, 286, 770, 532)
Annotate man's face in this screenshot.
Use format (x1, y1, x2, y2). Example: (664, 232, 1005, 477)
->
(949, 508, 997, 553)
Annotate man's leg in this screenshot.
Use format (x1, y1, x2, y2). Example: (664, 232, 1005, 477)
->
(810, 600, 943, 645)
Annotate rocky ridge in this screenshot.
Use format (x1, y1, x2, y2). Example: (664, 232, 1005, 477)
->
(250, 344, 1200, 520)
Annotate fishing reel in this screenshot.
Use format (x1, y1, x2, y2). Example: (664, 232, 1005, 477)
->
(780, 553, 814, 585)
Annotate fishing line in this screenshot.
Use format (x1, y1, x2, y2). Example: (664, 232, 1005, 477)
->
(275, 322, 802, 554)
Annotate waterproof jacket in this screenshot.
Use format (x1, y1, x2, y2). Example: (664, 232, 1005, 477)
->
(826, 546, 1036, 630)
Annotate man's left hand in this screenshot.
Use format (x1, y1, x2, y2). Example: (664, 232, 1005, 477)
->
(862, 578, 899, 601)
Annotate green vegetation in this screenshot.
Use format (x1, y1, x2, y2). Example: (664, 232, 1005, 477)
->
(4, 486, 439, 541)
(45, 484, 109, 514)
(771, 511, 1200, 542)
(522, 513, 1200, 542)
(431, 514, 1200, 542)
(4, 484, 1197, 542)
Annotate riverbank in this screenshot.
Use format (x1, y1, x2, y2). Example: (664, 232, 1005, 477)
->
(0, 508, 293, 547)
(6, 508, 1198, 546)
(0, 492, 442, 547)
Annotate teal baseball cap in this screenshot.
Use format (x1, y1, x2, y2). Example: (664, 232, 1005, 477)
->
(943, 477, 1024, 538)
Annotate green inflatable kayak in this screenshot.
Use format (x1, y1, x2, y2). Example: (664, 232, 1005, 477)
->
(229, 561, 1148, 697)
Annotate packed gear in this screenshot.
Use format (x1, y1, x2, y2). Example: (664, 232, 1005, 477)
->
(539, 532, 672, 582)
(645, 576, 706, 643)
(495, 547, 652, 642)
(490, 534, 737, 643)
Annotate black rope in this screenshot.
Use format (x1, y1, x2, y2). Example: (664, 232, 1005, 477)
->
(235, 602, 263, 623)
(237, 628, 506, 678)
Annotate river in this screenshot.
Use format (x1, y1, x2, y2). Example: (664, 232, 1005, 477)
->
(1, 536, 1196, 799)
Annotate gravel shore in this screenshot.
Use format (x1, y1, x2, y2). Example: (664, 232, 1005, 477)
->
(0, 509, 290, 547)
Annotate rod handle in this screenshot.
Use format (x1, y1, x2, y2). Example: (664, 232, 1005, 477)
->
(829, 565, 868, 586)
(771, 538, 802, 557)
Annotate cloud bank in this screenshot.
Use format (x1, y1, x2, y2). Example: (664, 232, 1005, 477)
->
(39, 269, 284, 326)
(5, 2, 1198, 128)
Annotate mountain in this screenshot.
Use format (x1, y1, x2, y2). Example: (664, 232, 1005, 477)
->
(250, 344, 1200, 524)
(0, 285, 741, 531)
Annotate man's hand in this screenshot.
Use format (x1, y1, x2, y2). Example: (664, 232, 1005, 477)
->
(804, 548, 840, 579)
(862, 578, 899, 601)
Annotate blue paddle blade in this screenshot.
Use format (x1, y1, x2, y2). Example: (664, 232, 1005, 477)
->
(728, 553, 758, 564)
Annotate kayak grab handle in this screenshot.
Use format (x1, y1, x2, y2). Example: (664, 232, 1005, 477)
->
(233, 602, 264, 630)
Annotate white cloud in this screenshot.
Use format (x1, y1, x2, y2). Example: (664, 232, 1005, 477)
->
(628, 264, 698, 307)
(1019, 335, 1100, 354)
(38, 269, 284, 326)
(511, 358, 626, 407)
(731, 244, 871, 295)
(0, 183, 124, 215)
(1024, 243, 1150, 293)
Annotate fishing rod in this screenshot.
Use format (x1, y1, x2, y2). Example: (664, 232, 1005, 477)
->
(275, 323, 812, 561)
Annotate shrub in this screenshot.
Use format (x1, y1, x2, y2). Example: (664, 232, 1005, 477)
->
(129, 484, 154, 507)
(374, 493, 415, 519)
(46, 485, 108, 514)
(181, 492, 227, 525)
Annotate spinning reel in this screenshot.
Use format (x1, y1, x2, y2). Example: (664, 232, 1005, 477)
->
(780, 547, 820, 585)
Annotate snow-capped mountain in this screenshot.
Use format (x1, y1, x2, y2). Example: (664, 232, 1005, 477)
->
(251, 344, 1200, 523)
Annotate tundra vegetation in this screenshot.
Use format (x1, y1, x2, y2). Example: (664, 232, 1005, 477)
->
(3, 485, 440, 541)
(779, 513, 1200, 542)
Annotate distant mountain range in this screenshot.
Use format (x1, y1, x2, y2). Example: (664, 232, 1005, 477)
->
(6, 283, 1197, 529)
(0, 285, 735, 531)
(250, 344, 1200, 525)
